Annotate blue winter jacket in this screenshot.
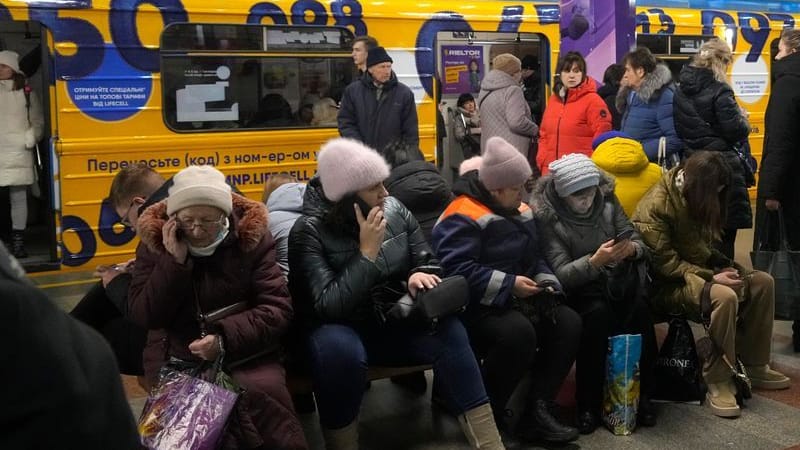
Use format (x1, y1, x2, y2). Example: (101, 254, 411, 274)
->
(617, 64, 682, 161)
(430, 173, 559, 309)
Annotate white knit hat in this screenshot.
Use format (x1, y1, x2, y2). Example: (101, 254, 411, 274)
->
(548, 153, 601, 197)
(167, 165, 232, 215)
(0, 51, 22, 75)
(317, 138, 390, 202)
(459, 156, 483, 176)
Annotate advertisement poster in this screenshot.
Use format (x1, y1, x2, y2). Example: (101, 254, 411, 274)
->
(441, 46, 483, 95)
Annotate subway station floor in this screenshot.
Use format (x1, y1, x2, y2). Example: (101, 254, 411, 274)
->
(41, 227, 800, 450)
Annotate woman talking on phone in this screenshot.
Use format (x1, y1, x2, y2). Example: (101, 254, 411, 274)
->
(288, 138, 504, 450)
(128, 165, 308, 449)
(532, 153, 657, 433)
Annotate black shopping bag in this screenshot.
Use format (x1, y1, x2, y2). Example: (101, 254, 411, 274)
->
(653, 318, 705, 403)
(750, 208, 800, 320)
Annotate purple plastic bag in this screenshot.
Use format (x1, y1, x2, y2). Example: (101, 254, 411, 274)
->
(138, 368, 238, 450)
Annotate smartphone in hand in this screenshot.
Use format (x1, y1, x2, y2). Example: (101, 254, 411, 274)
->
(613, 229, 634, 244)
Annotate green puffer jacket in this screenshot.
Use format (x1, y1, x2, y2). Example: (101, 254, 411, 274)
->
(631, 168, 748, 319)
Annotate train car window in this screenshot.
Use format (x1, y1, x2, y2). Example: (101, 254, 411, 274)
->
(161, 24, 354, 132)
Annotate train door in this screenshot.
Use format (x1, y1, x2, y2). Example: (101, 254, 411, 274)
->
(435, 31, 548, 184)
(0, 20, 57, 271)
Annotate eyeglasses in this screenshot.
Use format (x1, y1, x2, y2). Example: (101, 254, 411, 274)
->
(119, 200, 138, 228)
(175, 215, 225, 231)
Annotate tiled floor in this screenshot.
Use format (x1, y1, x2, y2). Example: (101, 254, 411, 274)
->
(45, 226, 800, 449)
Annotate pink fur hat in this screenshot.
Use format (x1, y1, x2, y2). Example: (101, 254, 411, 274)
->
(317, 138, 391, 202)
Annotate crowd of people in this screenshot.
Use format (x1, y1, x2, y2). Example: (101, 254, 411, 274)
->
(7, 29, 800, 450)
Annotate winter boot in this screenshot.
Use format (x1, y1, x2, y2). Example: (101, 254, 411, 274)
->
(321, 419, 358, 450)
(516, 399, 578, 443)
(11, 230, 27, 259)
(746, 364, 790, 390)
(706, 380, 740, 418)
(457, 402, 505, 449)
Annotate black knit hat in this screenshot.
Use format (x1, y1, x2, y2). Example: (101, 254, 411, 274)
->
(367, 46, 393, 68)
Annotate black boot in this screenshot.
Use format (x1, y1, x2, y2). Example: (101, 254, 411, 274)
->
(390, 371, 427, 396)
(576, 409, 599, 435)
(11, 230, 27, 259)
(637, 395, 657, 427)
(517, 399, 579, 443)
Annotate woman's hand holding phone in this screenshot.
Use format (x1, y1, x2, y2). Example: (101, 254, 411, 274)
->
(163, 216, 188, 264)
(355, 204, 386, 262)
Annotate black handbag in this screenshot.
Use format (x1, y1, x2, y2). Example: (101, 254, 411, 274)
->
(382, 276, 468, 329)
(415, 275, 469, 324)
(696, 282, 752, 406)
(751, 208, 800, 320)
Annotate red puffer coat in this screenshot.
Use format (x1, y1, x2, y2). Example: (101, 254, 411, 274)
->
(130, 194, 307, 450)
(537, 77, 611, 174)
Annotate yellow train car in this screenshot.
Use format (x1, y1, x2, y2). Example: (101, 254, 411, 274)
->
(634, 1, 800, 193)
(0, 0, 561, 273)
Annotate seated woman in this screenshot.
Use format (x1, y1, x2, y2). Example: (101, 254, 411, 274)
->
(288, 138, 504, 449)
(431, 137, 581, 445)
(632, 151, 790, 419)
(532, 153, 657, 433)
(128, 165, 308, 449)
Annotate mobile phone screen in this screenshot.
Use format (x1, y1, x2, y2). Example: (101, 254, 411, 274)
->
(614, 229, 634, 244)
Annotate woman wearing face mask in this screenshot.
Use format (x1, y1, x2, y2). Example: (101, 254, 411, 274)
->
(537, 51, 612, 175)
(129, 165, 308, 450)
(532, 153, 658, 434)
(288, 138, 504, 449)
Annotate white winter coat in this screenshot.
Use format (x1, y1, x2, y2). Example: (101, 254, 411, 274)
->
(0, 79, 44, 186)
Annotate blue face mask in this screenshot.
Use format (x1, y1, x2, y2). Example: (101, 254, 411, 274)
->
(187, 217, 230, 257)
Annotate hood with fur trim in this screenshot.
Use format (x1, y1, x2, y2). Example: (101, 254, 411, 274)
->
(137, 193, 268, 254)
(616, 64, 673, 112)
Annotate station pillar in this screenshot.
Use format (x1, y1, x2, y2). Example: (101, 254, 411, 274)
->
(559, 0, 636, 82)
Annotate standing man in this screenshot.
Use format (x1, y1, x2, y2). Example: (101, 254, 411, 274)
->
(351, 35, 378, 77)
(338, 46, 419, 157)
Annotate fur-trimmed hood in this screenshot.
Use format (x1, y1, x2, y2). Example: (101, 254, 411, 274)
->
(531, 171, 616, 223)
(616, 64, 673, 112)
(137, 193, 268, 254)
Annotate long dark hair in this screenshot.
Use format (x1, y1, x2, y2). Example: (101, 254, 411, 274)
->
(681, 151, 731, 238)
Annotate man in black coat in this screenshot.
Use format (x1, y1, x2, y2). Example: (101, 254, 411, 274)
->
(337, 46, 419, 158)
(755, 30, 800, 351)
(0, 243, 140, 449)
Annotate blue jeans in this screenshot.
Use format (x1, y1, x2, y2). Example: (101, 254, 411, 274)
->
(307, 317, 488, 429)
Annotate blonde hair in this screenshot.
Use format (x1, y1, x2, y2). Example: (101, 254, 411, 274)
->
(311, 97, 339, 127)
(781, 29, 800, 52)
(262, 173, 297, 204)
(691, 38, 732, 83)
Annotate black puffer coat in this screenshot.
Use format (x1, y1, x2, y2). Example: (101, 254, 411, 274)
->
(288, 177, 435, 328)
(673, 65, 753, 230)
(385, 160, 452, 242)
(756, 51, 800, 248)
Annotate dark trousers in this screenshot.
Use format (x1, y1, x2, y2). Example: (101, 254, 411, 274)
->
(307, 317, 488, 429)
(0, 186, 10, 244)
(568, 294, 657, 412)
(465, 303, 581, 416)
(714, 228, 738, 260)
(70, 282, 147, 376)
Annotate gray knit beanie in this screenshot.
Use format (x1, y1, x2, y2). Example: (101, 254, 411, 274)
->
(548, 153, 601, 197)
